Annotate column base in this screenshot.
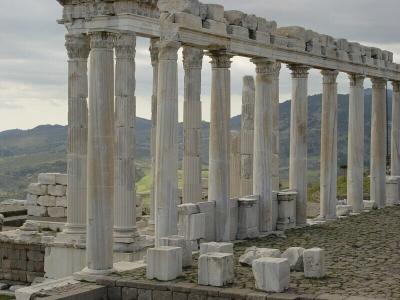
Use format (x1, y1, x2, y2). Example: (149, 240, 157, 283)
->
(63, 223, 86, 235)
(74, 267, 115, 282)
(55, 230, 86, 247)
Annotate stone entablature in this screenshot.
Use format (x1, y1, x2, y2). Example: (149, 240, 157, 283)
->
(56, 0, 400, 80)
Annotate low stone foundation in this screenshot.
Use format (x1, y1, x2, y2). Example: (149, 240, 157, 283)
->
(0, 240, 45, 283)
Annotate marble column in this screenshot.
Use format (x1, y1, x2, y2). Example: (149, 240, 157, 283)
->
(149, 39, 159, 229)
(230, 131, 241, 198)
(85, 31, 115, 274)
(154, 41, 180, 245)
(240, 76, 255, 197)
(251, 58, 275, 233)
(208, 50, 232, 242)
(391, 81, 400, 176)
(182, 46, 203, 204)
(63, 34, 89, 237)
(272, 63, 281, 191)
(319, 70, 339, 219)
(370, 77, 387, 209)
(113, 33, 138, 250)
(347, 74, 365, 213)
(288, 65, 310, 226)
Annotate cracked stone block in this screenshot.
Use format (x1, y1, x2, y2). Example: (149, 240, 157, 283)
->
(303, 248, 326, 278)
(198, 252, 234, 287)
(239, 247, 281, 266)
(159, 235, 192, 267)
(252, 257, 290, 292)
(281, 247, 305, 271)
(146, 247, 182, 281)
(200, 242, 233, 255)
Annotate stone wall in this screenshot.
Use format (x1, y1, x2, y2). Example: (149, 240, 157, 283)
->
(0, 240, 45, 283)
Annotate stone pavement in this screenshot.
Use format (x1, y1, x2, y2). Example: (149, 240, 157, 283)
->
(120, 207, 400, 299)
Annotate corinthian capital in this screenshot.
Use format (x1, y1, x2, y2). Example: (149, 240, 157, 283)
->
(321, 70, 339, 84)
(115, 33, 136, 59)
(89, 31, 115, 49)
(208, 50, 233, 68)
(348, 74, 365, 88)
(371, 77, 387, 89)
(289, 64, 310, 79)
(65, 34, 90, 59)
(158, 41, 181, 61)
(183, 47, 204, 70)
(251, 58, 276, 75)
(392, 81, 400, 92)
(149, 38, 160, 66)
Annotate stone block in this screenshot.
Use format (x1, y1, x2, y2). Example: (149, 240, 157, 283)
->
(271, 35, 289, 48)
(198, 253, 234, 287)
(227, 25, 249, 39)
(27, 205, 47, 217)
(38, 173, 57, 185)
(277, 191, 296, 230)
(337, 50, 349, 61)
(55, 174, 68, 185)
(48, 207, 66, 218)
(158, 0, 200, 15)
(178, 203, 199, 215)
(160, 235, 192, 267)
(281, 247, 305, 271)
(122, 287, 137, 300)
(306, 38, 322, 55)
(237, 196, 259, 239)
(108, 287, 122, 300)
(146, 247, 182, 281)
(252, 257, 290, 293)
(363, 200, 377, 210)
(336, 205, 352, 216)
(276, 26, 306, 41)
(174, 12, 202, 29)
(239, 247, 281, 266)
(386, 176, 400, 206)
(243, 14, 257, 31)
(138, 289, 152, 300)
(256, 17, 277, 33)
(56, 196, 68, 208)
(37, 195, 56, 207)
(255, 31, 270, 44)
(203, 19, 227, 35)
(27, 183, 47, 196)
(224, 10, 245, 26)
(206, 4, 224, 22)
(48, 184, 67, 197)
(26, 194, 38, 206)
(303, 248, 326, 278)
(197, 201, 215, 242)
(200, 242, 233, 255)
(189, 213, 206, 240)
(173, 292, 188, 300)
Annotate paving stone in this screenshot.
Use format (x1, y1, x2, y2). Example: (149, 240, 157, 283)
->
(122, 287, 138, 300)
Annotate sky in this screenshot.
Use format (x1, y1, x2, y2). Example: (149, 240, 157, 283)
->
(0, 0, 399, 131)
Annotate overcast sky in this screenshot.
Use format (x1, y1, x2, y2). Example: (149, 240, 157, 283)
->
(0, 0, 399, 131)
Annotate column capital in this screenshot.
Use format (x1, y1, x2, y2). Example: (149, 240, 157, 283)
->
(115, 33, 136, 59)
(321, 69, 339, 84)
(392, 81, 400, 92)
(208, 50, 233, 68)
(348, 74, 365, 87)
(371, 77, 387, 89)
(65, 34, 90, 60)
(251, 58, 276, 75)
(89, 31, 115, 49)
(149, 38, 160, 66)
(183, 46, 203, 70)
(289, 64, 310, 78)
(158, 41, 181, 61)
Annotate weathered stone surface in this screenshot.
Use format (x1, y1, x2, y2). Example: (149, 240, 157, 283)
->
(26, 194, 38, 206)
(27, 183, 47, 196)
(198, 253, 234, 287)
(224, 10, 245, 26)
(197, 201, 215, 242)
(200, 242, 233, 255)
(38, 173, 57, 185)
(27, 205, 47, 217)
(242, 14, 257, 31)
(37, 195, 56, 207)
(237, 196, 259, 239)
(122, 287, 137, 300)
(276, 26, 306, 40)
(178, 203, 200, 215)
(48, 185, 67, 197)
(239, 247, 281, 266)
(227, 25, 249, 39)
(256, 17, 277, 33)
(147, 247, 182, 281)
(158, 0, 200, 16)
(281, 247, 305, 271)
(206, 4, 224, 22)
(160, 235, 192, 267)
(336, 205, 353, 216)
(174, 12, 202, 29)
(189, 213, 206, 240)
(303, 248, 326, 278)
(203, 19, 227, 35)
(56, 196, 68, 208)
(55, 174, 68, 185)
(48, 207, 66, 218)
(252, 257, 290, 292)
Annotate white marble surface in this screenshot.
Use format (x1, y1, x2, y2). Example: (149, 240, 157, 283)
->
(198, 252, 234, 287)
(252, 257, 290, 293)
(200, 242, 233, 255)
(347, 75, 365, 213)
(146, 246, 182, 281)
(230, 131, 241, 198)
(303, 248, 326, 278)
(391, 82, 400, 176)
(281, 247, 304, 271)
(239, 246, 281, 266)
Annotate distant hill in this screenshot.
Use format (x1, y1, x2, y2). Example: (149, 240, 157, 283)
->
(0, 90, 392, 200)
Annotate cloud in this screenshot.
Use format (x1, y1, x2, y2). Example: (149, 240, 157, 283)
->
(0, 0, 398, 130)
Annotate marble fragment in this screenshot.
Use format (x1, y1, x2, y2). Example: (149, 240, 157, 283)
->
(303, 248, 326, 278)
(200, 242, 233, 255)
(281, 247, 305, 271)
(198, 252, 234, 287)
(252, 257, 290, 292)
(146, 247, 183, 281)
(239, 247, 281, 266)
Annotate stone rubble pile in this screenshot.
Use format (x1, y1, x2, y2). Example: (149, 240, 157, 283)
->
(26, 173, 68, 218)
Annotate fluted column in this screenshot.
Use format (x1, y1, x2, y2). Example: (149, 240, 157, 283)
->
(154, 41, 180, 245)
(208, 50, 232, 242)
(64, 34, 89, 237)
(319, 70, 339, 219)
(182, 46, 203, 204)
(240, 76, 255, 197)
(230, 131, 241, 198)
(251, 58, 275, 233)
(149, 39, 159, 228)
(272, 63, 281, 191)
(370, 77, 387, 209)
(85, 31, 115, 274)
(288, 65, 310, 226)
(347, 74, 365, 213)
(391, 82, 400, 176)
(113, 33, 138, 249)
